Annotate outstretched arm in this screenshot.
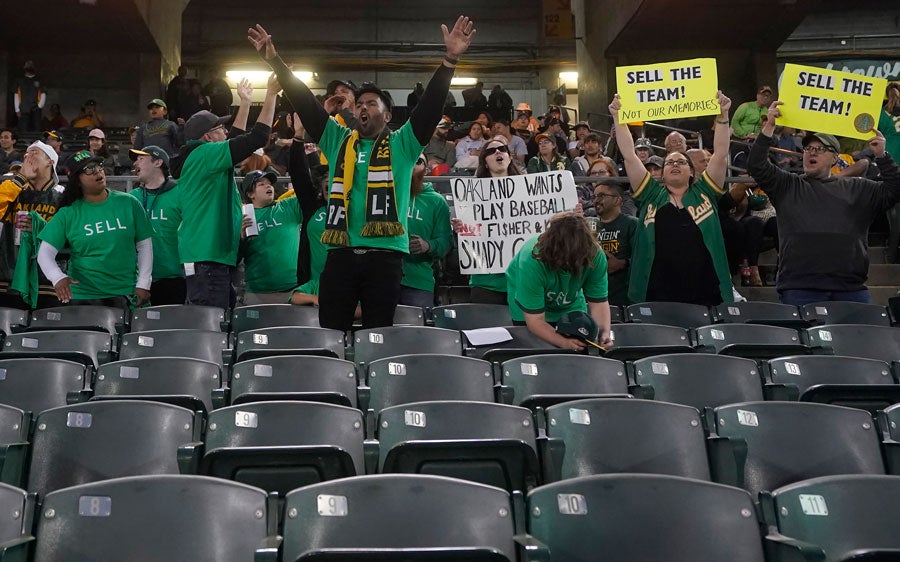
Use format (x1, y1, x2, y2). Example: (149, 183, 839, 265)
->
(705, 90, 732, 188)
(747, 100, 793, 197)
(608, 94, 649, 190)
(248, 24, 330, 142)
(227, 73, 279, 165)
(230, 78, 253, 134)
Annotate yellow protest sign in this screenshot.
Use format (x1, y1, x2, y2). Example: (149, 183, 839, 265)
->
(778, 63, 886, 140)
(616, 58, 720, 123)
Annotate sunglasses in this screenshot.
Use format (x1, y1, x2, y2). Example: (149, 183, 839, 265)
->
(483, 145, 509, 157)
(80, 163, 104, 176)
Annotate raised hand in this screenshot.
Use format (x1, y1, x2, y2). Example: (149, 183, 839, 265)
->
(441, 15, 476, 59)
(248, 24, 277, 59)
(870, 128, 886, 158)
(236, 78, 252, 103)
(323, 95, 347, 116)
(266, 73, 281, 95)
(766, 100, 784, 122)
(717, 90, 732, 116)
(608, 94, 622, 125)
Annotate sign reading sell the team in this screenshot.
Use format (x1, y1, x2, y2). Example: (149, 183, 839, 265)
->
(616, 58, 720, 122)
(778, 63, 887, 140)
(453, 171, 578, 274)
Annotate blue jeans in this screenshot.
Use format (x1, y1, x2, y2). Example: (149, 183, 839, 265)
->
(399, 285, 435, 311)
(185, 262, 234, 309)
(779, 288, 871, 306)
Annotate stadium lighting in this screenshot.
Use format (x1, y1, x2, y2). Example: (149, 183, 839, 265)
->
(225, 70, 314, 86)
(451, 77, 479, 86)
(559, 72, 579, 88)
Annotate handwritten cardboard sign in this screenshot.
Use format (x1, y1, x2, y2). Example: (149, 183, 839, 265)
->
(616, 58, 720, 123)
(453, 171, 578, 274)
(778, 63, 887, 140)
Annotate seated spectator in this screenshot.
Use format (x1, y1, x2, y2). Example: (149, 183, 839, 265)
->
(455, 121, 486, 169)
(593, 182, 638, 306)
(719, 177, 768, 287)
(87, 129, 116, 176)
(70, 99, 104, 129)
(505, 211, 612, 350)
(513, 102, 540, 133)
(135, 98, 182, 158)
(491, 119, 527, 165)
(634, 137, 653, 163)
(526, 132, 570, 173)
(41, 103, 68, 131)
(568, 121, 591, 159)
(0, 129, 22, 175)
(646, 155, 664, 180)
(424, 116, 457, 169)
(474, 111, 492, 137)
(570, 131, 602, 174)
(665, 131, 688, 154)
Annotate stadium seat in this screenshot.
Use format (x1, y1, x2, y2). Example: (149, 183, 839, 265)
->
(391, 304, 426, 326)
(188, 401, 364, 495)
(233, 326, 346, 362)
(603, 323, 694, 362)
(464, 325, 563, 363)
(497, 354, 629, 409)
(706, 401, 885, 495)
(626, 301, 712, 328)
(90, 357, 224, 412)
(27, 401, 199, 496)
(353, 327, 463, 369)
(0, 482, 33, 560)
(231, 304, 320, 333)
(119, 329, 229, 366)
(376, 400, 540, 491)
(805, 324, 900, 363)
(766, 355, 900, 414)
(630, 353, 764, 410)
(131, 305, 226, 332)
(0, 308, 27, 336)
(713, 302, 806, 328)
(26, 305, 125, 335)
(800, 301, 891, 327)
(877, 402, 900, 474)
(0, 330, 113, 369)
(0, 358, 86, 414)
(0, 405, 28, 487)
(695, 323, 808, 360)
(889, 295, 900, 326)
(281, 474, 516, 562)
(523, 474, 766, 562)
(541, 398, 710, 482)
(230, 355, 359, 407)
(432, 304, 513, 330)
(31, 475, 270, 562)
(761, 475, 900, 562)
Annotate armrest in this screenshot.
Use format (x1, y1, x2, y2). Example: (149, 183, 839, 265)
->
(254, 534, 283, 562)
(177, 442, 203, 474)
(764, 533, 827, 562)
(514, 534, 550, 562)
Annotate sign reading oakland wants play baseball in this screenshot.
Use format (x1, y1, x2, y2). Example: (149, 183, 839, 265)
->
(615, 58, 720, 122)
(453, 171, 578, 274)
(778, 63, 887, 140)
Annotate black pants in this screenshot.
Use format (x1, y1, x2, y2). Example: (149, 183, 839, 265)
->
(470, 287, 508, 305)
(318, 248, 403, 331)
(151, 277, 187, 306)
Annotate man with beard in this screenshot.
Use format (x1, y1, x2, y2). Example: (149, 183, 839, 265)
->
(593, 182, 637, 306)
(399, 154, 451, 310)
(249, 15, 475, 330)
(424, 116, 457, 169)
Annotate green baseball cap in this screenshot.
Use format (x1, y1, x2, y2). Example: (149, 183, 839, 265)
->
(556, 311, 600, 343)
(147, 98, 167, 109)
(129, 145, 170, 166)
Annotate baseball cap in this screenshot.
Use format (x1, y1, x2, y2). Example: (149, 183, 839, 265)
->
(635, 137, 652, 149)
(546, 117, 561, 127)
(758, 85, 774, 94)
(802, 132, 840, 153)
(129, 145, 170, 166)
(27, 141, 60, 185)
(535, 132, 553, 144)
(356, 82, 393, 112)
(184, 110, 232, 141)
(646, 155, 665, 168)
(326, 79, 358, 97)
(573, 121, 590, 131)
(64, 150, 103, 177)
(556, 311, 602, 348)
(241, 170, 278, 194)
(88, 128, 105, 140)
(147, 98, 167, 109)
(436, 116, 452, 128)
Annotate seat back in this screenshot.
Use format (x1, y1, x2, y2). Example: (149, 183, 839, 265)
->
(709, 401, 885, 495)
(0, 307, 28, 336)
(28, 305, 124, 334)
(377, 401, 539, 491)
(28, 401, 195, 496)
(713, 301, 804, 326)
(0, 358, 86, 414)
(0, 404, 26, 445)
(232, 304, 321, 332)
(94, 357, 222, 412)
(603, 323, 694, 361)
(543, 398, 710, 481)
(353, 327, 463, 369)
(806, 324, 900, 363)
(763, 475, 900, 562)
(801, 301, 891, 327)
(526, 474, 765, 562)
(131, 305, 226, 332)
(392, 305, 425, 326)
(499, 354, 628, 408)
(33, 475, 268, 562)
(0, 482, 30, 545)
(626, 302, 712, 328)
(695, 323, 806, 359)
(463, 325, 560, 362)
(366, 354, 493, 412)
(282, 474, 516, 562)
(230, 355, 358, 407)
(2, 330, 113, 368)
(432, 304, 513, 330)
(234, 327, 346, 361)
(631, 353, 763, 410)
(120, 330, 229, 366)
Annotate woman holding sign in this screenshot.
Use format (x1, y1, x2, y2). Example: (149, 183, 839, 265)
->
(609, 90, 734, 305)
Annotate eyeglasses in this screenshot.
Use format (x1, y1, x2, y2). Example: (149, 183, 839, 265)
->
(483, 145, 509, 156)
(664, 159, 689, 167)
(802, 145, 833, 154)
(538, 139, 553, 145)
(589, 169, 612, 176)
(207, 125, 226, 136)
(80, 163, 104, 176)
(594, 193, 619, 199)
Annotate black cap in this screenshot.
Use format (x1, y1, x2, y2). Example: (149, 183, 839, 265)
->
(356, 82, 393, 112)
(326, 79, 358, 97)
(65, 150, 104, 176)
(184, 110, 232, 141)
(556, 311, 600, 342)
(241, 170, 278, 194)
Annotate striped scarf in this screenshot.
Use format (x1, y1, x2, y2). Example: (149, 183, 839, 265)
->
(321, 128, 403, 247)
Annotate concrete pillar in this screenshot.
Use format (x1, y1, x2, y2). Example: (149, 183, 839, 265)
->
(133, 0, 191, 89)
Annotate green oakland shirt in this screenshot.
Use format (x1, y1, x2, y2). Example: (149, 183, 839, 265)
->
(318, 118, 423, 252)
(39, 189, 154, 299)
(597, 213, 638, 306)
(306, 207, 327, 282)
(505, 235, 608, 323)
(132, 179, 183, 280)
(244, 197, 303, 293)
(402, 182, 451, 291)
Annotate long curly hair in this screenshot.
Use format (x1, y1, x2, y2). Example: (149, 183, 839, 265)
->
(60, 173, 85, 208)
(533, 211, 599, 276)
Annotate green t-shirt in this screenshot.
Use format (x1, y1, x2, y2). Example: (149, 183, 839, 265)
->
(470, 273, 507, 293)
(291, 279, 319, 298)
(732, 101, 768, 138)
(402, 183, 451, 291)
(879, 108, 900, 159)
(505, 235, 608, 322)
(244, 197, 304, 293)
(306, 206, 327, 282)
(39, 189, 154, 300)
(596, 213, 638, 307)
(318, 118, 423, 253)
(176, 140, 242, 266)
(132, 180, 183, 280)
